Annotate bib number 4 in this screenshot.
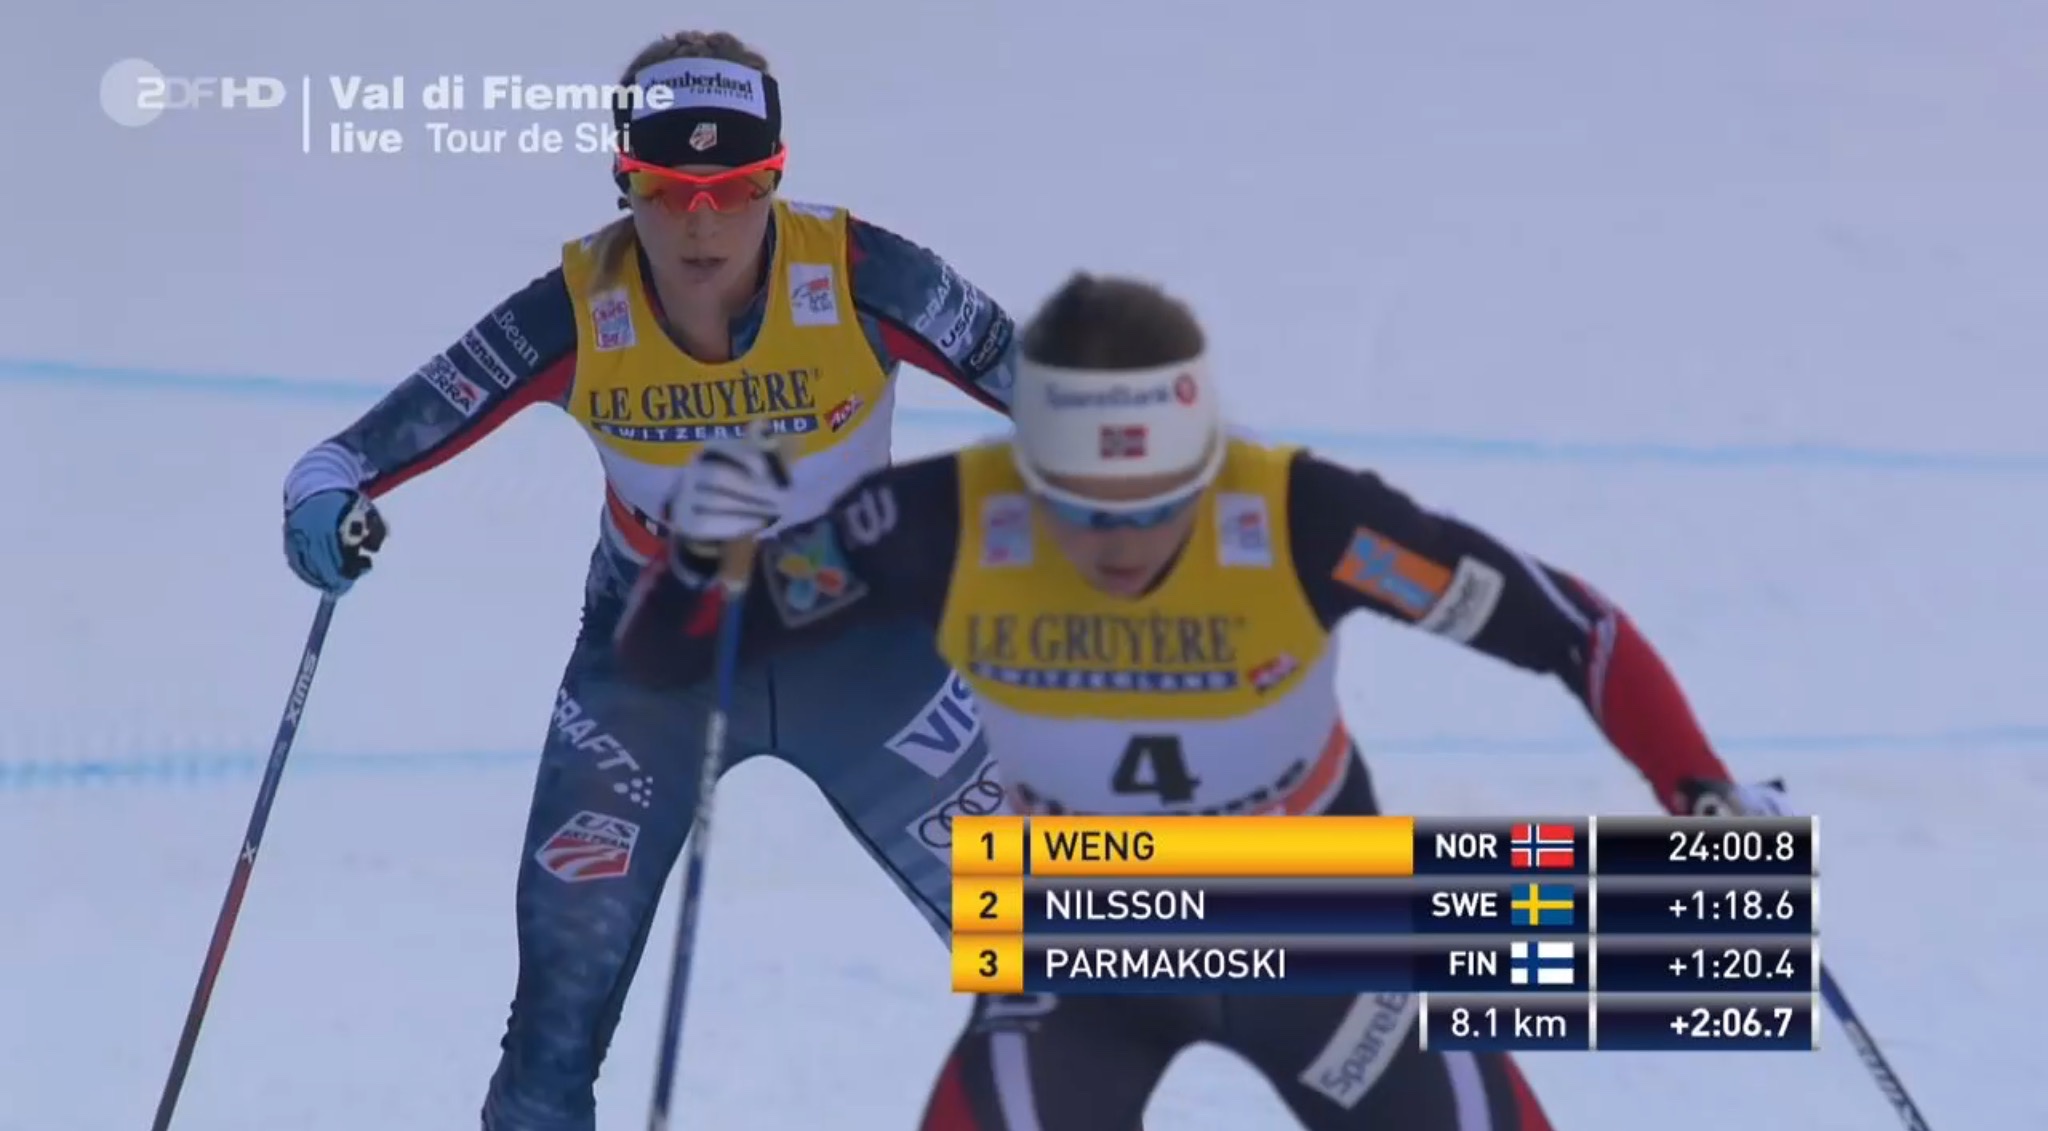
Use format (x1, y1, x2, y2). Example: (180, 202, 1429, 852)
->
(1111, 735, 1201, 804)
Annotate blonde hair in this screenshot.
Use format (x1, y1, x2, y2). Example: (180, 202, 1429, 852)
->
(588, 31, 775, 289)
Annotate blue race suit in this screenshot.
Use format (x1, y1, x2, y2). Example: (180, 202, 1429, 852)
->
(280, 203, 1017, 1131)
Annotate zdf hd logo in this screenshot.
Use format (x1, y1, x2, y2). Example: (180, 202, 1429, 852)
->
(100, 58, 286, 128)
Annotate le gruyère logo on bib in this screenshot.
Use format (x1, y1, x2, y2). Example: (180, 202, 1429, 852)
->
(583, 366, 826, 443)
(963, 611, 1247, 692)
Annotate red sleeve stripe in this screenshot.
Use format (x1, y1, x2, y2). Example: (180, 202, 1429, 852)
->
(1543, 568, 1729, 812)
(1584, 610, 1618, 724)
(682, 585, 723, 637)
(366, 356, 575, 499)
(1585, 609, 1732, 812)
(869, 316, 1008, 413)
(843, 229, 1008, 414)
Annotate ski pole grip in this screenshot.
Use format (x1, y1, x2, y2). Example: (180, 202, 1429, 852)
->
(716, 429, 796, 592)
(717, 538, 760, 591)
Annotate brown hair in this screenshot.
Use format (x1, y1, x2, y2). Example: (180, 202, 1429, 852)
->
(1019, 272, 1206, 371)
(587, 31, 775, 290)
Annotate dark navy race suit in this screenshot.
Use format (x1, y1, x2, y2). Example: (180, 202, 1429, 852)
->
(616, 440, 1753, 1130)
(281, 203, 1018, 1131)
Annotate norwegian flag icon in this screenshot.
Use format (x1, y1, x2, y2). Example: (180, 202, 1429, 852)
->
(1510, 823, 1576, 870)
(534, 811, 641, 882)
(1099, 424, 1147, 459)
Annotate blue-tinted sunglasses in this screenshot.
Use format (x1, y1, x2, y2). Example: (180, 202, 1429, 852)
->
(1036, 492, 1198, 531)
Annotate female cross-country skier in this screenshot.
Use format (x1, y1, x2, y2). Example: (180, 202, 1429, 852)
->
(278, 31, 1020, 1131)
(613, 272, 1795, 1128)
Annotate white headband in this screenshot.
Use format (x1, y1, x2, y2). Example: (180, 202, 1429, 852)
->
(1009, 356, 1223, 503)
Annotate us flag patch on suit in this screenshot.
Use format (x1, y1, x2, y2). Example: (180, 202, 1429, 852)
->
(534, 810, 642, 882)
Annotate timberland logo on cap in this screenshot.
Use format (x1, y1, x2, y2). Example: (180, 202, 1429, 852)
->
(688, 122, 718, 150)
(652, 71, 758, 103)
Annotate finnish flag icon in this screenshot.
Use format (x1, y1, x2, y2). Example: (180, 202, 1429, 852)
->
(1509, 940, 1576, 986)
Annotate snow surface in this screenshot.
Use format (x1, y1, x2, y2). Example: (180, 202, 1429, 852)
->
(4, 0, 2046, 1127)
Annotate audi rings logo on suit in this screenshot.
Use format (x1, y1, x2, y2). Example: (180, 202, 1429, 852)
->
(909, 756, 1007, 859)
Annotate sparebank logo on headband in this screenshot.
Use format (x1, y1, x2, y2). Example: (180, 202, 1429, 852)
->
(1043, 372, 1200, 411)
(1044, 382, 1171, 410)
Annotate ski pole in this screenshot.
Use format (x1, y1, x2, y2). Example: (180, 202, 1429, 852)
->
(1820, 964, 1933, 1130)
(151, 594, 339, 1130)
(646, 535, 760, 1131)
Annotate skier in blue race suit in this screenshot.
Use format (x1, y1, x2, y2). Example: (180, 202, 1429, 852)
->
(278, 31, 1014, 1130)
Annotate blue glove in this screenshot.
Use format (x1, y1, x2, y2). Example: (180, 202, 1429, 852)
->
(283, 489, 387, 594)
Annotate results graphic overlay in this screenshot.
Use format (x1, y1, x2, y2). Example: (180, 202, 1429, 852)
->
(948, 816, 1596, 1052)
(1413, 820, 1590, 1052)
(1591, 816, 1818, 1051)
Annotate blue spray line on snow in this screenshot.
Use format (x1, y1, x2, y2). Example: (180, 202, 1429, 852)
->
(8, 354, 2048, 474)
(3, 725, 2044, 793)
(5, 355, 2045, 793)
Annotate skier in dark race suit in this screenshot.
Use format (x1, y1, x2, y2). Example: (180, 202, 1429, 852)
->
(615, 272, 1799, 1129)
(278, 31, 1024, 1130)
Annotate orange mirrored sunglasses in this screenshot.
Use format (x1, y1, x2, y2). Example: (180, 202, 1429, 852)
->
(615, 147, 787, 212)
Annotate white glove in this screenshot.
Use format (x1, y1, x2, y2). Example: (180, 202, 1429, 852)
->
(662, 435, 792, 561)
(1677, 777, 1798, 817)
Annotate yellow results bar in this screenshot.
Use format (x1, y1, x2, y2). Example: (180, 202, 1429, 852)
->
(1025, 816, 1414, 877)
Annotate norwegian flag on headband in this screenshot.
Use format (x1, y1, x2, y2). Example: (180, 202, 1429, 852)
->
(1099, 425, 1148, 459)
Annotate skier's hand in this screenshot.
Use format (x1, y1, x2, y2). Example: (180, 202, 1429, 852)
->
(662, 431, 792, 572)
(1676, 777, 1797, 817)
(283, 489, 387, 594)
